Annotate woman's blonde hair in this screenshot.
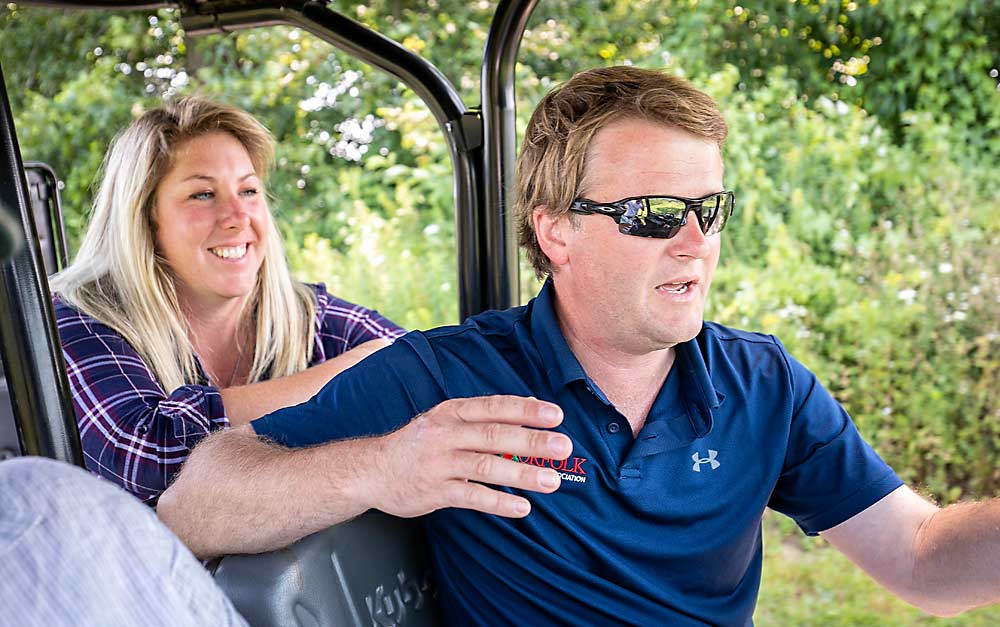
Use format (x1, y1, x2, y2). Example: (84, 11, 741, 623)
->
(50, 97, 316, 392)
(515, 66, 729, 277)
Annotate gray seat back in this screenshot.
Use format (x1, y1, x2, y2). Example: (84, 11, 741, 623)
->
(213, 511, 442, 627)
(0, 163, 66, 460)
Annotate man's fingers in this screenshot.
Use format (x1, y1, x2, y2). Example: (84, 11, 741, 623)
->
(462, 452, 562, 493)
(374, 397, 571, 519)
(454, 421, 572, 460)
(441, 395, 563, 428)
(444, 480, 533, 518)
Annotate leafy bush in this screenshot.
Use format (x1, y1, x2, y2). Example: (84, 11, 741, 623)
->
(708, 68, 1000, 501)
(3, 0, 998, 502)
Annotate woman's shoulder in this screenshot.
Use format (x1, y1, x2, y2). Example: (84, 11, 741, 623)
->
(303, 281, 328, 305)
(303, 282, 361, 318)
(52, 293, 96, 327)
(303, 282, 404, 337)
(51, 293, 127, 347)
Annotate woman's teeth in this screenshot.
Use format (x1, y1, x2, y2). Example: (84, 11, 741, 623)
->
(210, 244, 247, 259)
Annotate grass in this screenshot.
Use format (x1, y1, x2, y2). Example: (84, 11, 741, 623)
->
(755, 510, 1000, 626)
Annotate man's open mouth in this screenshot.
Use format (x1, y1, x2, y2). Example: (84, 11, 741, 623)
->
(658, 281, 694, 294)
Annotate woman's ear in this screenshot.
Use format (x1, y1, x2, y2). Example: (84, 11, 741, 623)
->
(532, 205, 572, 269)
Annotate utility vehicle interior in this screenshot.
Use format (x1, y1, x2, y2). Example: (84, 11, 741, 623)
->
(0, 1, 544, 625)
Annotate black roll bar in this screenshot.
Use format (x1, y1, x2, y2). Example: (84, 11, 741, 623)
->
(22, 161, 70, 271)
(179, 0, 492, 320)
(17, 0, 532, 318)
(481, 0, 538, 310)
(0, 62, 82, 465)
(4, 0, 536, 464)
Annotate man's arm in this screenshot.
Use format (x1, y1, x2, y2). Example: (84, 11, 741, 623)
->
(822, 485, 1000, 616)
(157, 396, 572, 559)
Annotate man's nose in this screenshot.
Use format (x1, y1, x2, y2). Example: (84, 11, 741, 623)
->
(667, 209, 711, 259)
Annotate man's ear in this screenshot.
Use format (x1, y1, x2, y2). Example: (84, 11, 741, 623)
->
(532, 206, 571, 268)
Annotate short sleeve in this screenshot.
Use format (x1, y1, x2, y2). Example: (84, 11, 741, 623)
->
(309, 283, 406, 364)
(252, 333, 445, 448)
(55, 298, 228, 504)
(767, 348, 903, 535)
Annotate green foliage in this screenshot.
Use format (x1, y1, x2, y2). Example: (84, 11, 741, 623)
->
(709, 69, 1000, 501)
(2, 3, 1000, 618)
(756, 510, 1000, 624)
(284, 156, 458, 329)
(4, 0, 998, 500)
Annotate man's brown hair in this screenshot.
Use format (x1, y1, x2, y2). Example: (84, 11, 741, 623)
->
(514, 66, 729, 277)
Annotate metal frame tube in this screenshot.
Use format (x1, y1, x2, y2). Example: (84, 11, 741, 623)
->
(480, 0, 538, 311)
(0, 62, 82, 465)
(0, 0, 532, 462)
(179, 1, 487, 319)
(23, 161, 70, 271)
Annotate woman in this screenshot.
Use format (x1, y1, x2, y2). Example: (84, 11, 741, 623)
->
(50, 97, 404, 504)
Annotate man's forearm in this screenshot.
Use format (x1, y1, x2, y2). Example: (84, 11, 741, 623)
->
(912, 499, 1000, 615)
(157, 425, 373, 559)
(157, 396, 571, 561)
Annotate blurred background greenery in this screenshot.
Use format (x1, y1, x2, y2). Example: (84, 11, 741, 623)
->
(2, 0, 999, 622)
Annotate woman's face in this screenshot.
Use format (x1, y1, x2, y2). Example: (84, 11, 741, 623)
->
(154, 131, 269, 313)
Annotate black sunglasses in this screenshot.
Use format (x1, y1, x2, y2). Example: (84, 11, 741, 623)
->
(568, 191, 736, 239)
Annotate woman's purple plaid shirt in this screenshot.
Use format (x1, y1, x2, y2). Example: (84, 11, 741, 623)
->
(54, 284, 404, 505)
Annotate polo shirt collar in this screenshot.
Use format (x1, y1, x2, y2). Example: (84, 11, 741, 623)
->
(530, 279, 589, 388)
(528, 279, 724, 415)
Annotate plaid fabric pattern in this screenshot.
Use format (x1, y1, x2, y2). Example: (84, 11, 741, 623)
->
(54, 284, 404, 505)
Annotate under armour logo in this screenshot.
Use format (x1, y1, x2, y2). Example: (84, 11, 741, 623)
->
(691, 450, 720, 472)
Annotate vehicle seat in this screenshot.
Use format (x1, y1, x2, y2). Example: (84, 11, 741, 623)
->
(212, 510, 442, 627)
(0, 165, 443, 627)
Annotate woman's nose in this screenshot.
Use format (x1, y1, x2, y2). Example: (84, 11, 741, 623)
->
(218, 194, 251, 230)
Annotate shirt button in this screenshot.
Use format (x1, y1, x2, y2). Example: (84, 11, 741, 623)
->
(607, 422, 620, 434)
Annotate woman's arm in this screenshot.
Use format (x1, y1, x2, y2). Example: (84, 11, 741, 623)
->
(218, 337, 390, 426)
(55, 287, 402, 501)
(219, 285, 405, 425)
(56, 300, 228, 504)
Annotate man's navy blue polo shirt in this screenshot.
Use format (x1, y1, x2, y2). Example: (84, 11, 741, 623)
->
(253, 281, 902, 626)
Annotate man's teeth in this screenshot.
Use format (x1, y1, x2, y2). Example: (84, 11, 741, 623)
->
(661, 282, 690, 294)
(210, 244, 247, 259)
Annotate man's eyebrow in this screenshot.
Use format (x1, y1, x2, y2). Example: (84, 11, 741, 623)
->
(180, 172, 258, 183)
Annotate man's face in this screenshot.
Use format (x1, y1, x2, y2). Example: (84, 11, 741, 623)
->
(546, 117, 724, 356)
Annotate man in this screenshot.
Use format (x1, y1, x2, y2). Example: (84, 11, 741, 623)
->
(159, 66, 1000, 624)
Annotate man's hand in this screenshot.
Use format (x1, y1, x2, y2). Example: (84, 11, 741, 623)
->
(363, 396, 571, 519)
(159, 396, 570, 557)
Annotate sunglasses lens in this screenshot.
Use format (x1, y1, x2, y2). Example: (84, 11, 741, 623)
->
(646, 197, 688, 216)
(702, 193, 733, 236)
(590, 193, 733, 239)
(616, 198, 681, 238)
